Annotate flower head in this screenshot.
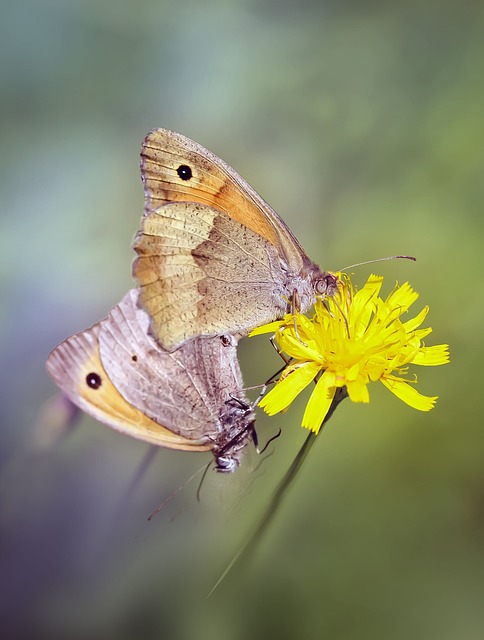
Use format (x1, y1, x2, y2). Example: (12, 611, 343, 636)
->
(251, 273, 449, 433)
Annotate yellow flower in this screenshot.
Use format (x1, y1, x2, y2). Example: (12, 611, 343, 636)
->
(251, 273, 450, 433)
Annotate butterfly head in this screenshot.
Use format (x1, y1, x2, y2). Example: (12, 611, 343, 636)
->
(214, 454, 240, 473)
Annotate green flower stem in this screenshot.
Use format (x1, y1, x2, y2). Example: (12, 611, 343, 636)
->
(208, 387, 348, 597)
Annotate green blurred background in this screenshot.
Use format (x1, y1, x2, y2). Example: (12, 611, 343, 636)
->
(1, 1, 482, 638)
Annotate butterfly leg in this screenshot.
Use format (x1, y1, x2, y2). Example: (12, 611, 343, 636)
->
(290, 289, 307, 347)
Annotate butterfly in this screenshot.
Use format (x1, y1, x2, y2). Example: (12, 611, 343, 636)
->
(46, 289, 256, 472)
(133, 128, 338, 351)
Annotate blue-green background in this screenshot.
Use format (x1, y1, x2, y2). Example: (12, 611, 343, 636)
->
(2, 1, 482, 638)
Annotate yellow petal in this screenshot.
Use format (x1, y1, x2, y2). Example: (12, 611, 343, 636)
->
(260, 362, 321, 416)
(301, 371, 336, 433)
(366, 274, 385, 296)
(278, 331, 324, 363)
(412, 344, 450, 366)
(412, 327, 433, 340)
(402, 306, 429, 332)
(380, 377, 437, 410)
(351, 276, 382, 330)
(385, 282, 419, 314)
(249, 320, 285, 336)
(347, 379, 370, 403)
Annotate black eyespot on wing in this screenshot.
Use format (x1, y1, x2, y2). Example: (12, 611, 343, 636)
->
(86, 372, 102, 389)
(177, 164, 192, 181)
(131, 355, 138, 362)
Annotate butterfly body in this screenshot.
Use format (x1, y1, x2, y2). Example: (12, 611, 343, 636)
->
(133, 128, 337, 351)
(46, 290, 255, 471)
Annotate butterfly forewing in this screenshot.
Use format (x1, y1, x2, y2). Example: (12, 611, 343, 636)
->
(135, 128, 328, 350)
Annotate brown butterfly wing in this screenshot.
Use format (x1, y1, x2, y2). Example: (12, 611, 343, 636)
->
(133, 202, 294, 349)
(140, 128, 311, 271)
(46, 299, 211, 451)
(46, 291, 252, 453)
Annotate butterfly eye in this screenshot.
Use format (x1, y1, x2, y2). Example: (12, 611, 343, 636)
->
(314, 273, 339, 297)
(177, 164, 192, 181)
(86, 372, 102, 389)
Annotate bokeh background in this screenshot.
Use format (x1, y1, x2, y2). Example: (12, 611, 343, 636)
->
(1, 1, 483, 638)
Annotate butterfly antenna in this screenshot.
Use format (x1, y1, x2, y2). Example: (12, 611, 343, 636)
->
(148, 463, 207, 520)
(195, 461, 213, 503)
(340, 255, 416, 271)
